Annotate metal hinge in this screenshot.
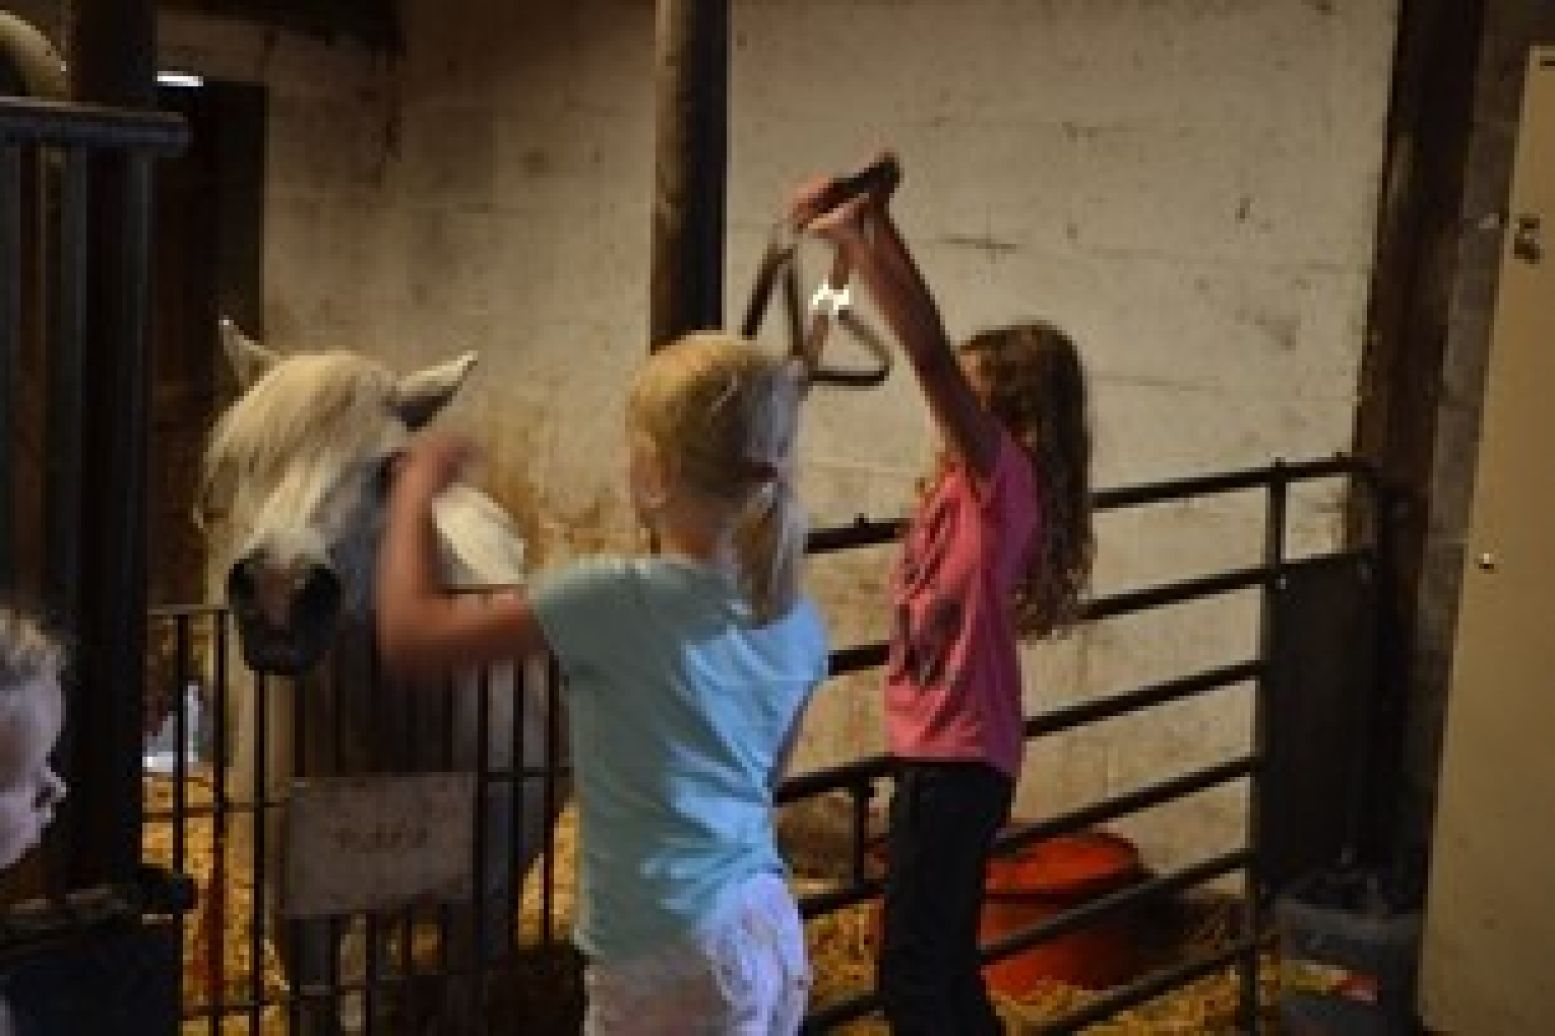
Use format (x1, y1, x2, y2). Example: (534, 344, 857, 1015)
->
(1513, 214, 1543, 265)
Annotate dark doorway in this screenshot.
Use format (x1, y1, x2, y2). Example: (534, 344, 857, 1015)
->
(148, 78, 264, 609)
(144, 79, 263, 732)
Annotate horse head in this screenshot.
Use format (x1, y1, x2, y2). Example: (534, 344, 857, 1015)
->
(200, 320, 478, 675)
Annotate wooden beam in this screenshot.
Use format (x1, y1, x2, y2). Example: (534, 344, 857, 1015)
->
(64, 0, 158, 889)
(159, 0, 401, 52)
(649, 0, 729, 350)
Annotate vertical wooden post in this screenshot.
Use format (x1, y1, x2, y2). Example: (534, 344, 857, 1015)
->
(0, 138, 17, 592)
(649, 0, 728, 351)
(65, 0, 157, 888)
(0, 15, 68, 626)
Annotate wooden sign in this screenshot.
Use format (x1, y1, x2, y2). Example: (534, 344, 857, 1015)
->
(281, 773, 476, 919)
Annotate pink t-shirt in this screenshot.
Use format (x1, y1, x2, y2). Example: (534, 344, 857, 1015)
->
(884, 429, 1040, 778)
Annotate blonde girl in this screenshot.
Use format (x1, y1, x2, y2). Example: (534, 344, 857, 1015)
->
(376, 334, 828, 1035)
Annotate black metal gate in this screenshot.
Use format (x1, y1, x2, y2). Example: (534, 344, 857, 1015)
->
(143, 606, 573, 1034)
(143, 458, 1380, 1035)
(0, 88, 192, 1032)
(789, 457, 1382, 1033)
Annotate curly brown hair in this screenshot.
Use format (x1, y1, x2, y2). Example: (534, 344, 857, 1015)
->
(959, 322, 1094, 638)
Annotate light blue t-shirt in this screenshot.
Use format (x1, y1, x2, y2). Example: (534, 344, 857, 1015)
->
(530, 555, 829, 963)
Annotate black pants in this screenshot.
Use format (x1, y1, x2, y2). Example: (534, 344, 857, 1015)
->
(878, 760, 1013, 1036)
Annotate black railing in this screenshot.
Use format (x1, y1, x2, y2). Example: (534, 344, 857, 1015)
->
(142, 603, 573, 1032)
(788, 456, 1378, 1033)
(140, 457, 1373, 1033)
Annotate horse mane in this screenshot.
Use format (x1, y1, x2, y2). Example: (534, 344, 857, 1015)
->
(435, 485, 527, 586)
(198, 352, 396, 528)
(199, 348, 527, 589)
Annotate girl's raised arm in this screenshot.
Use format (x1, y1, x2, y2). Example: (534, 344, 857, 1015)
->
(794, 166, 998, 478)
(376, 432, 550, 678)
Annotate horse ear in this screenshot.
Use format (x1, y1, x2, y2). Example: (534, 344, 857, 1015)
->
(220, 318, 279, 389)
(393, 352, 478, 429)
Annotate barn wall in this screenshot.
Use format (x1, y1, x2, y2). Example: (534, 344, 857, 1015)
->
(22, 0, 1398, 872)
(154, 1, 658, 563)
(725, 0, 1399, 868)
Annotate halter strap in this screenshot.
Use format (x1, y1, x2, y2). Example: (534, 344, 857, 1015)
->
(740, 156, 899, 390)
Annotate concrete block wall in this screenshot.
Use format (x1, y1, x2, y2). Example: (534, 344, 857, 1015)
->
(155, 1, 659, 564)
(728, 0, 1399, 867)
(24, 0, 1398, 873)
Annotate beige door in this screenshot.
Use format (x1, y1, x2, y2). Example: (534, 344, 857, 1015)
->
(1420, 47, 1555, 1035)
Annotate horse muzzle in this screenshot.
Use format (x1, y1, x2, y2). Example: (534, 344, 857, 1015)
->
(226, 557, 342, 675)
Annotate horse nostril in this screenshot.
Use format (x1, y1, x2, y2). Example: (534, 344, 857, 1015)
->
(296, 567, 341, 627)
(227, 558, 258, 606)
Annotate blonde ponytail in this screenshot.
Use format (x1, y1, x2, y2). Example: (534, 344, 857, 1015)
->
(735, 476, 807, 623)
(629, 334, 808, 624)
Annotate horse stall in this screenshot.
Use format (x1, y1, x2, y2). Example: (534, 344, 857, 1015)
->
(138, 457, 1384, 1035)
(141, 605, 572, 1035)
(5, 0, 1436, 1033)
(0, 5, 192, 1032)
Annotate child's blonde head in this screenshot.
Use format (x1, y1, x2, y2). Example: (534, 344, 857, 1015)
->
(628, 333, 807, 622)
(0, 604, 67, 870)
(0, 605, 65, 705)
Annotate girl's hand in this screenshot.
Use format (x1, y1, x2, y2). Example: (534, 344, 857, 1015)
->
(799, 189, 873, 250)
(396, 430, 476, 497)
(789, 152, 898, 246)
(788, 175, 861, 232)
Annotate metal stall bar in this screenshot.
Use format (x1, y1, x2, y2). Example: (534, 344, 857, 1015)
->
(472, 656, 494, 1026)
(1091, 455, 1356, 509)
(212, 608, 231, 1034)
(44, 146, 88, 635)
(543, 655, 563, 946)
(1024, 661, 1262, 738)
(804, 457, 1366, 558)
(286, 667, 306, 1029)
(506, 662, 526, 953)
(399, 645, 420, 999)
(981, 850, 1254, 964)
(997, 756, 1259, 857)
(249, 673, 267, 1035)
(0, 96, 186, 151)
(1041, 939, 1259, 1035)
(0, 141, 17, 583)
(1241, 462, 1289, 1031)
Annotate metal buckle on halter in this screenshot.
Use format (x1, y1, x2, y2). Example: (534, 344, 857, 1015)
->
(808, 282, 852, 321)
(739, 155, 899, 391)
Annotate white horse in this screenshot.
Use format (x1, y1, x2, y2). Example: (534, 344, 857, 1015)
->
(198, 320, 558, 1033)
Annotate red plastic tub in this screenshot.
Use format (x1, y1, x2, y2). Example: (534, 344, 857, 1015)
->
(979, 830, 1145, 995)
(866, 828, 1144, 996)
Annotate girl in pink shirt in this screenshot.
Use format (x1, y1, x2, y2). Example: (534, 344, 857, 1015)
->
(795, 161, 1095, 1033)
